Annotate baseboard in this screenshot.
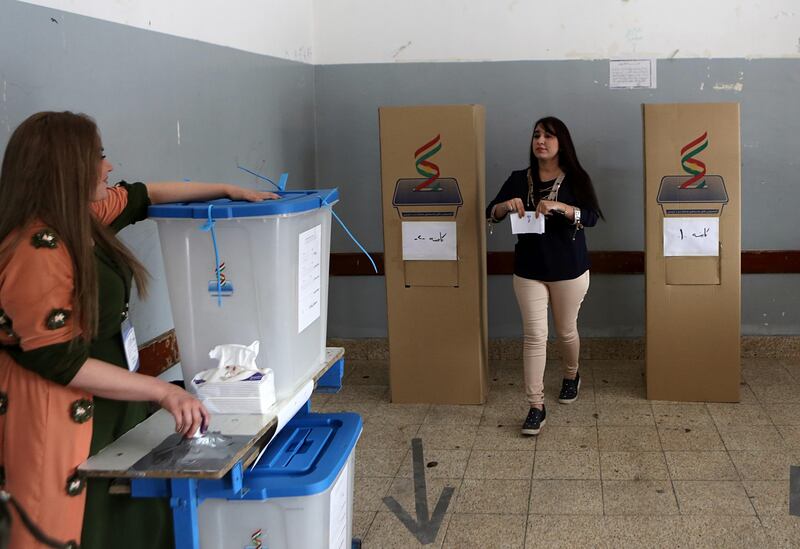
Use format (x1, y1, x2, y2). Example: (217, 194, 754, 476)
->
(327, 336, 800, 361)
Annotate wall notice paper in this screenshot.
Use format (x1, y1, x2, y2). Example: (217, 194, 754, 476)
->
(298, 224, 322, 333)
(663, 217, 719, 256)
(402, 221, 457, 260)
(510, 211, 545, 234)
(610, 59, 657, 89)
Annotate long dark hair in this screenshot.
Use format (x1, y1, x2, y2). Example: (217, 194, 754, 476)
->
(0, 111, 149, 340)
(530, 116, 603, 219)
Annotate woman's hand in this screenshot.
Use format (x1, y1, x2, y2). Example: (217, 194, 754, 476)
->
(70, 359, 212, 437)
(496, 198, 526, 219)
(158, 385, 211, 438)
(536, 199, 569, 218)
(226, 185, 280, 202)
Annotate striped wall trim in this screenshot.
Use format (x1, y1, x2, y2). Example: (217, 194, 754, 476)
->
(137, 330, 181, 377)
(330, 251, 800, 276)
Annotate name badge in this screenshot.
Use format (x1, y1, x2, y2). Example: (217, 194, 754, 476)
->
(121, 318, 139, 373)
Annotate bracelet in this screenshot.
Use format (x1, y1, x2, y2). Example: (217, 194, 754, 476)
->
(489, 204, 503, 222)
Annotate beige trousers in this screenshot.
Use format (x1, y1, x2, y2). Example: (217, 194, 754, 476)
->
(512, 271, 590, 406)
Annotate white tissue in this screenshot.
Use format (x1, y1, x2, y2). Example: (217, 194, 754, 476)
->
(201, 341, 261, 383)
(191, 341, 276, 414)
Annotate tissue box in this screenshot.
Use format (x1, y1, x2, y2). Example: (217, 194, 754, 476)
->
(192, 370, 277, 414)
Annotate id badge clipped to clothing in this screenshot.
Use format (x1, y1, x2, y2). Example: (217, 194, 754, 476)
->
(121, 317, 140, 373)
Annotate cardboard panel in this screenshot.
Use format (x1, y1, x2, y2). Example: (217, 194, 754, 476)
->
(665, 256, 720, 285)
(380, 105, 488, 404)
(404, 260, 459, 287)
(644, 103, 741, 402)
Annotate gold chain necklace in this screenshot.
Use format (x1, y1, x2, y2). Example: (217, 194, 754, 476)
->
(527, 169, 565, 208)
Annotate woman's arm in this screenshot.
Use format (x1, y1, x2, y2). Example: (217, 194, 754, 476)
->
(535, 201, 599, 226)
(491, 199, 526, 220)
(145, 182, 279, 205)
(536, 199, 575, 221)
(69, 358, 209, 437)
(487, 171, 526, 221)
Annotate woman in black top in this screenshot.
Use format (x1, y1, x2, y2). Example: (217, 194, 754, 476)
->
(487, 116, 602, 435)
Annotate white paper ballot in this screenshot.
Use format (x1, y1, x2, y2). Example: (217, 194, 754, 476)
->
(402, 221, 457, 260)
(663, 217, 719, 256)
(510, 211, 545, 234)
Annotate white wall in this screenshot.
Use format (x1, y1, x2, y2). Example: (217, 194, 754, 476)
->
(313, 0, 800, 64)
(20, 0, 800, 65)
(18, 0, 314, 62)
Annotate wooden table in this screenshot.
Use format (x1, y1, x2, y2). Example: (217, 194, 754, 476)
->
(79, 347, 345, 548)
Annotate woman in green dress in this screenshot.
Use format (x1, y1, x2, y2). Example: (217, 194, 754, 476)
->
(0, 111, 278, 548)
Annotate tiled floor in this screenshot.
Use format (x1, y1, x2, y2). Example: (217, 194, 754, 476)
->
(313, 358, 800, 548)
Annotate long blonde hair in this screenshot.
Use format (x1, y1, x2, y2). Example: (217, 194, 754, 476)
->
(0, 111, 149, 339)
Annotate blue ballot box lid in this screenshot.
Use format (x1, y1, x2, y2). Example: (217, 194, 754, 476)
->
(242, 412, 362, 499)
(148, 188, 339, 219)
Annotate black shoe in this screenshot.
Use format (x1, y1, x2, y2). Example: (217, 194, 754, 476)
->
(521, 405, 546, 436)
(558, 373, 581, 404)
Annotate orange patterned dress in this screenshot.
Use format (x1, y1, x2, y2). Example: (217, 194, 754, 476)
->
(0, 183, 168, 548)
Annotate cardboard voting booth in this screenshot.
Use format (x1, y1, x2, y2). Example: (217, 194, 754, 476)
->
(379, 105, 489, 404)
(644, 103, 741, 402)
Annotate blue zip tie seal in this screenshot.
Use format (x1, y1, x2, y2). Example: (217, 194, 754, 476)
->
(199, 204, 224, 307)
(237, 165, 288, 192)
(236, 167, 377, 274)
(320, 189, 377, 274)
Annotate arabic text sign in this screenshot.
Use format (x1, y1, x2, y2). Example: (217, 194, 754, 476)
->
(663, 217, 719, 256)
(402, 221, 457, 260)
(610, 59, 657, 89)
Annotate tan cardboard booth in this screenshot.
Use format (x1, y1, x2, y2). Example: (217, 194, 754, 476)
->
(379, 105, 489, 404)
(644, 103, 741, 402)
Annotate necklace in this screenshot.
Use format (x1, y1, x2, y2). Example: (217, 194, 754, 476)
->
(526, 169, 535, 208)
(527, 169, 565, 207)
